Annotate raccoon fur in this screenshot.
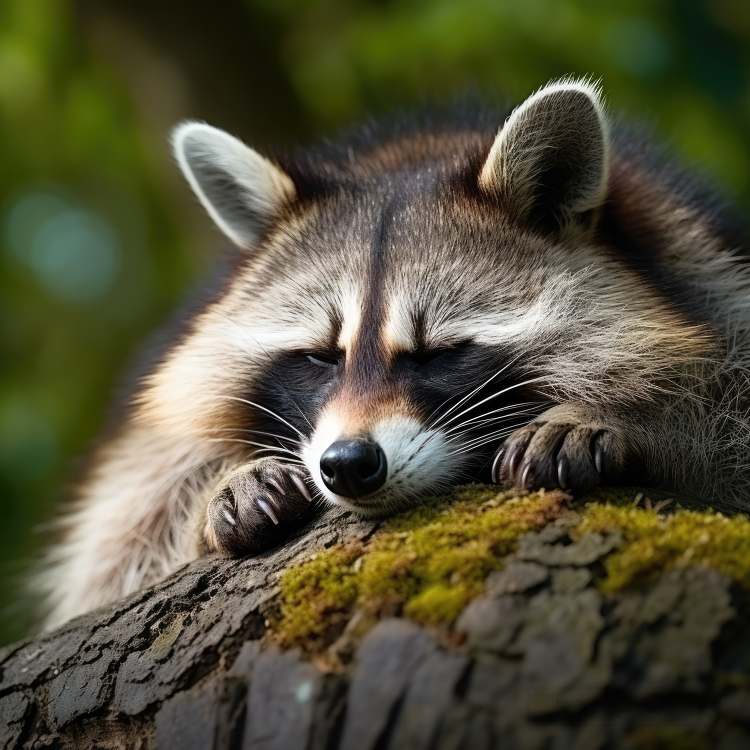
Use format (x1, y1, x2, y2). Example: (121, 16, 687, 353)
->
(37, 78, 750, 629)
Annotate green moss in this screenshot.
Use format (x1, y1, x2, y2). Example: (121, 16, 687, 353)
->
(404, 584, 468, 623)
(275, 486, 570, 645)
(358, 486, 570, 623)
(274, 484, 750, 649)
(573, 495, 750, 593)
(276, 545, 363, 646)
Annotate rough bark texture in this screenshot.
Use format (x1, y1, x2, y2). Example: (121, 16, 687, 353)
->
(3, 496, 750, 750)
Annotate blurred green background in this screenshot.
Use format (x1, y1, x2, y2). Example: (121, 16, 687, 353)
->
(1, 0, 749, 646)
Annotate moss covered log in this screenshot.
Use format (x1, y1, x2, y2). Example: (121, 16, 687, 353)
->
(4, 485, 750, 749)
(273, 486, 750, 653)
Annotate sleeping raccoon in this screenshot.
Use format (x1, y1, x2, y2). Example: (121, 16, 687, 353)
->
(38, 78, 750, 629)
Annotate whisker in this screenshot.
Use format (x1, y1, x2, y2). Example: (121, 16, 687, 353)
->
(443, 402, 549, 454)
(211, 395, 305, 439)
(428, 358, 521, 431)
(445, 425, 519, 454)
(212, 311, 315, 433)
(442, 403, 539, 436)
(445, 436, 516, 458)
(203, 427, 298, 452)
(446, 432, 515, 456)
(205, 426, 296, 439)
(250, 449, 306, 464)
(443, 418, 536, 448)
(443, 414, 532, 438)
(445, 421, 523, 447)
(203, 437, 304, 460)
(437, 376, 547, 432)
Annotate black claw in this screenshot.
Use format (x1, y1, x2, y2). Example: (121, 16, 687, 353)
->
(520, 461, 531, 489)
(508, 445, 524, 478)
(558, 457, 569, 489)
(592, 431, 612, 477)
(266, 493, 282, 510)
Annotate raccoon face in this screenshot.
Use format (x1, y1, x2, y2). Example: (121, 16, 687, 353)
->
(172, 80, 614, 514)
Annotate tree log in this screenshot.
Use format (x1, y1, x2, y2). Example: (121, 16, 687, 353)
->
(2, 488, 750, 750)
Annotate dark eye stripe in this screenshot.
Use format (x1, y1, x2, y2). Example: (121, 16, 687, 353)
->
(405, 340, 473, 366)
(409, 348, 452, 366)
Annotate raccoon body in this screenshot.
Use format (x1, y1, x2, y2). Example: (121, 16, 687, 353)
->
(39, 79, 750, 629)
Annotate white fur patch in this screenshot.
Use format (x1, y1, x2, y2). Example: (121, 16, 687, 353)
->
(337, 288, 364, 353)
(382, 306, 415, 353)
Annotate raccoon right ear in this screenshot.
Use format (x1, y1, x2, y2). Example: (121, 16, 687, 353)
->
(479, 78, 609, 234)
(172, 121, 295, 250)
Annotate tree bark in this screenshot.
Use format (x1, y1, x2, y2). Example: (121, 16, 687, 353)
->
(2, 496, 750, 750)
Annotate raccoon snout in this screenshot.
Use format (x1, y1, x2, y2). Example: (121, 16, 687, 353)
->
(319, 438, 387, 498)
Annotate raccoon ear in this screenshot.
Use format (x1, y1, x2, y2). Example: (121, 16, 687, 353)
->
(172, 121, 295, 250)
(479, 78, 609, 234)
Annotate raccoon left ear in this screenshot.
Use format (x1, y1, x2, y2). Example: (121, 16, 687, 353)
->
(479, 78, 609, 234)
(172, 121, 296, 250)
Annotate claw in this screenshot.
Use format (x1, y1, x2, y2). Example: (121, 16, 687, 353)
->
(222, 508, 236, 526)
(265, 493, 281, 510)
(491, 446, 506, 484)
(508, 445, 524, 478)
(267, 478, 286, 496)
(256, 497, 279, 524)
(557, 456, 569, 490)
(594, 443, 604, 475)
(520, 461, 531, 490)
(291, 474, 313, 502)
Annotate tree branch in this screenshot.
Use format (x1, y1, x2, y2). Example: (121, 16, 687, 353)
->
(2, 490, 750, 749)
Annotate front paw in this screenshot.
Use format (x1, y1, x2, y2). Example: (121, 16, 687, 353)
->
(206, 459, 315, 556)
(492, 410, 624, 492)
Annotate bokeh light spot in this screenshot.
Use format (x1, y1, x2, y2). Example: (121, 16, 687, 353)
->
(4, 191, 122, 305)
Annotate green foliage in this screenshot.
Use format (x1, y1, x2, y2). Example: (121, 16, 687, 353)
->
(0, 0, 199, 644)
(251, 0, 750, 197)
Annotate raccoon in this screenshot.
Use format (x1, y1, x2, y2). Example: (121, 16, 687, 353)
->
(38, 78, 750, 629)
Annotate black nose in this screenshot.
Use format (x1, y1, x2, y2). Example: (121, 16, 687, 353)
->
(320, 439, 387, 498)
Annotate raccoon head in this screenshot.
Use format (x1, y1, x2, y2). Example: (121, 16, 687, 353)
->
(169, 79, 677, 515)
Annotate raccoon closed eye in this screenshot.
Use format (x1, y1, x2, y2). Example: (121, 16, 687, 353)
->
(306, 351, 343, 368)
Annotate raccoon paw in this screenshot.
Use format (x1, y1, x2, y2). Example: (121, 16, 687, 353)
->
(206, 460, 315, 556)
(492, 419, 619, 493)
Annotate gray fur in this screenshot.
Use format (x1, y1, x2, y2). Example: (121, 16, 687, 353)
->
(34, 78, 750, 630)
